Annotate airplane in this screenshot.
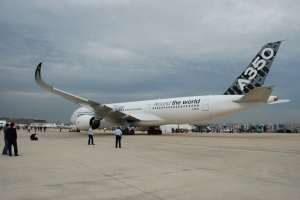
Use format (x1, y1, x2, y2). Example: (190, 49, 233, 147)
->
(35, 41, 290, 134)
(42, 123, 57, 128)
(29, 123, 57, 128)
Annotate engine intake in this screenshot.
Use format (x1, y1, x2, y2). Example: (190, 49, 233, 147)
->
(76, 115, 100, 131)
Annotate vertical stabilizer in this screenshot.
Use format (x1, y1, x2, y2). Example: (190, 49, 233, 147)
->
(224, 41, 281, 95)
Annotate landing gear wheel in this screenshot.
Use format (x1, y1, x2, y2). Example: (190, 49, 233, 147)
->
(147, 127, 161, 135)
(123, 128, 129, 135)
(129, 129, 135, 135)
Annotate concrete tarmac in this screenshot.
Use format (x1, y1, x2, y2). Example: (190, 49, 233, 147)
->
(1, 129, 300, 200)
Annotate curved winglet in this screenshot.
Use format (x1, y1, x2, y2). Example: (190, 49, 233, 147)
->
(35, 62, 42, 82)
(35, 62, 54, 92)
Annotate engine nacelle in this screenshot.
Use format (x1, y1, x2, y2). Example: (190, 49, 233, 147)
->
(75, 115, 100, 131)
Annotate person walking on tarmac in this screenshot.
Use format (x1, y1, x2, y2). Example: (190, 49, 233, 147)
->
(7, 122, 19, 156)
(88, 126, 94, 145)
(114, 127, 122, 148)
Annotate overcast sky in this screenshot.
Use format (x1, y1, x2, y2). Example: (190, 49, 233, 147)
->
(0, 0, 299, 124)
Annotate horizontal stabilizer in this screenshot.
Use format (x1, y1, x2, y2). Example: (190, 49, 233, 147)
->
(268, 99, 290, 104)
(233, 86, 274, 103)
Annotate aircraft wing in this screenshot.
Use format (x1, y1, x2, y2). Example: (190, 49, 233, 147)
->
(35, 63, 140, 121)
(35, 63, 102, 111)
(104, 113, 163, 125)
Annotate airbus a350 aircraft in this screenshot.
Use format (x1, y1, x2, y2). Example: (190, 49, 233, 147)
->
(35, 41, 289, 134)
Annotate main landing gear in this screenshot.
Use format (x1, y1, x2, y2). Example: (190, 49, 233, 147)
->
(122, 127, 135, 135)
(147, 127, 162, 135)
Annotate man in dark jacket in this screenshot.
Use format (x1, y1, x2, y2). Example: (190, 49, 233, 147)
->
(2, 123, 9, 155)
(30, 133, 38, 140)
(6, 122, 19, 156)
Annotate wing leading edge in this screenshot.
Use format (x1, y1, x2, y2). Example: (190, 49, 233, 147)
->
(35, 63, 101, 110)
(35, 63, 141, 121)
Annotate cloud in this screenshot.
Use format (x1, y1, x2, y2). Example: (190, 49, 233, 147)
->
(0, 0, 299, 123)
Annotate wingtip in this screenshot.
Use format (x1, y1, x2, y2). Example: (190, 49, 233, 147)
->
(36, 62, 42, 70)
(35, 62, 43, 80)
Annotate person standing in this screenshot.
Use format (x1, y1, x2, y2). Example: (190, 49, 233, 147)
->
(114, 127, 122, 148)
(88, 126, 94, 145)
(2, 123, 9, 155)
(7, 122, 19, 156)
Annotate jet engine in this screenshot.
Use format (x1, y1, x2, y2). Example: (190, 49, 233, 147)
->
(75, 115, 100, 130)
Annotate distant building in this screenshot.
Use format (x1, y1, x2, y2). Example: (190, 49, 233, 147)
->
(34, 120, 47, 123)
(278, 124, 285, 130)
(0, 117, 47, 125)
(268, 124, 279, 131)
(242, 124, 249, 130)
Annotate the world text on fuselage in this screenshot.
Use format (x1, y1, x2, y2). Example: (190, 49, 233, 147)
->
(153, 99, 200, 107)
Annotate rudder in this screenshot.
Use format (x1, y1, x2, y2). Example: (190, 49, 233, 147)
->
(224, 41, 282, 95)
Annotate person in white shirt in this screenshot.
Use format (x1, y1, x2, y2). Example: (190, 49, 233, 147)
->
(114, 127, 122, 148)
(88, 126, 94, 145)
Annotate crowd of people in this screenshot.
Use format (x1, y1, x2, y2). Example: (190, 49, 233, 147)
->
(27, 126, 47, 132)
(2, 123, 125, 157)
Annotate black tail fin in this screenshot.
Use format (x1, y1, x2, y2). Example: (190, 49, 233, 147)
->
(224, 41, 282, 95)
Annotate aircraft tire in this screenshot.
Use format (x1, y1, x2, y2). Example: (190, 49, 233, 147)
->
(130, 129, 135, 135)
(123, 128, 129, 135)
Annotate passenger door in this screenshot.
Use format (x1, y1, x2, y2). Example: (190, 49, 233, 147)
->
(202, 99, 209, 111)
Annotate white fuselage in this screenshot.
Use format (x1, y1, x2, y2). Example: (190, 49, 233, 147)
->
(70, 95, 277, 127)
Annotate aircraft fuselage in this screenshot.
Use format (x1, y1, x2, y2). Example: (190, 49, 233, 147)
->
(71, 95, 278, 127)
